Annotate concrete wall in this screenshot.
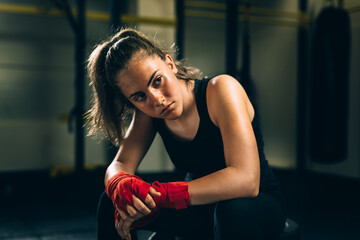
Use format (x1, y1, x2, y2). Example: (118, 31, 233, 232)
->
(0, 0, 108, 172)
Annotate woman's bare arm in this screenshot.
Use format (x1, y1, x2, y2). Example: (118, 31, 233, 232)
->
(188, 75, 260, 205)
(105, 109, 156, 185)
(105, 110, 159, 240)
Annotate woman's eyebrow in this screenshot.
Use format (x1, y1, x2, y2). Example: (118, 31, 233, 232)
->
(147, 70, 159, 87)
(129, 70, 158, 99)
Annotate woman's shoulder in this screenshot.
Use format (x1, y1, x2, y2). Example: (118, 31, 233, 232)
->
(206, 74, 247, 98)
(196, 74, 243, 96)
(205, 74, 254, 126)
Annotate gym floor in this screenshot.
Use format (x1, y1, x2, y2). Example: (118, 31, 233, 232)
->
(0, 168, 359, 240)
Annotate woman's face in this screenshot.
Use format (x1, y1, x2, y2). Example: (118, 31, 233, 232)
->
(116, 54, 184, 120)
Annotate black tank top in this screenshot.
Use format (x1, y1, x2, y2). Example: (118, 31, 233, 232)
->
(153, 78, 281, 196)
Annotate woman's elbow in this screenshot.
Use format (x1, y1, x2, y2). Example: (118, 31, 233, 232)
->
(249, 184, 260, 198)
(234, 177, 259, 198)
(246, 175, 260, 198)
(232, 167, 260, 198)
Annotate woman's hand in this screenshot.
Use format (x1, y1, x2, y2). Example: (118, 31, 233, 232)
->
(115, 188, 161, 239)
(115, 206, 135, 240)
(106, 172, 152, 216)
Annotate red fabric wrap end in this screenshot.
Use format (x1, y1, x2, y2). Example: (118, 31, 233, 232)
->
(152, 181, 190, 210)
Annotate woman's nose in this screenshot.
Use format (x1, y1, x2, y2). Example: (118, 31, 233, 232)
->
(148, 89, 164, 105)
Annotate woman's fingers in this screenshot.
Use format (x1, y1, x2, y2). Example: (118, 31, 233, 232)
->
(126, 204, 142, 219)
(143, 194, 156, 210)
(115, 218, 126, 239)
(116, 207, 133, 240)
(122, 218, 133, 240)
(132, 195, 152, 215)
(114, 188, 162, 240)
(115, 191, 161, 239)
(141, 187, 161, 210)
(128, 188, 160, 217)
(149, 187, 161, 198)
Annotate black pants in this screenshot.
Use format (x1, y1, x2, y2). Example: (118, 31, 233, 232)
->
(97, 191, 286, 240)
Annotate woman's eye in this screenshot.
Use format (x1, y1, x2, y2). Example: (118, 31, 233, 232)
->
(153, 76, 162, 87)
(134, 93, 146, 102)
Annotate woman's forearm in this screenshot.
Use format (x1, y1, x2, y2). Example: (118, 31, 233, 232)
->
(104, 160, 136, 185)
(188, 166, 260, 205)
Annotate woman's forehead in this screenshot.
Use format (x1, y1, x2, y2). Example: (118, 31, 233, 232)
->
(128, 53, 161, 70)
(116, 55, 163, 90)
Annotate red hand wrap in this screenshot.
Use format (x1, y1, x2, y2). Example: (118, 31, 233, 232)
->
(105, 172, 150, 213)
(151, 181, 190, 209)
(105, 172, 160, 228)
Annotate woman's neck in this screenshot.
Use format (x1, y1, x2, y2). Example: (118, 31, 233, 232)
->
(178, 80, 196, 121)
(164, 80, 199, 141)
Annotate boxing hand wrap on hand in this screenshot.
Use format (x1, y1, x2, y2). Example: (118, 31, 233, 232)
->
(151, 181, 190, 209)
(105, 172, 150, 213)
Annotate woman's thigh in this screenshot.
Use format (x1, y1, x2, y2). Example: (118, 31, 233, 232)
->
(97, 191, 285, 240)
(214, 192, 286, 240)
(97, 191, 215, 239)
(97, 191, 122, 240)
(143, 204, 215, 239)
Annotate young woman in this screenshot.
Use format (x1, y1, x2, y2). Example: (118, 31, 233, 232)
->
(88, 28, 286, 240)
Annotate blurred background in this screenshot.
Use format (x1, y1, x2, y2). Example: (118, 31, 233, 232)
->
(0, 0, 359, 239)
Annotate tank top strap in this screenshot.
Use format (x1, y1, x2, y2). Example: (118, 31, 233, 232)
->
(194, 78, 213, 126)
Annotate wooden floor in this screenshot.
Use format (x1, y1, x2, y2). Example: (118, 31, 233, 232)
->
(0, 168, 359, 240)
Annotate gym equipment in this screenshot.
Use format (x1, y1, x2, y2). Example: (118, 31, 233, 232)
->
(309, 6, 351, 163)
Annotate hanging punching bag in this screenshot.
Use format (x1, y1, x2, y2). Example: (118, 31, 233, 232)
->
(309, 6, 351, 163)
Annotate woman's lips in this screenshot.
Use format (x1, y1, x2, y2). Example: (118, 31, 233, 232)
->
(161, 102, 174, 115)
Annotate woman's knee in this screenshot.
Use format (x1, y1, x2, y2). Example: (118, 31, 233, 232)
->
(97, 192, 114, 223)
(97, 191, 121, 239)
(214, 198, 262, 240)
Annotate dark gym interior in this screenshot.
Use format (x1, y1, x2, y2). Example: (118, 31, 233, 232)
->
(0, 0, 359, 239)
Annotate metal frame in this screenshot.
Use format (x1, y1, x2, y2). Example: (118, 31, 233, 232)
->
(225, 0, 239, 78)
(54, 0, 87, 173)
(296, 0, 307, 172)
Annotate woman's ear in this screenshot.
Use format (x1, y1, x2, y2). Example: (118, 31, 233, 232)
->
(165, 54, 178, 74)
